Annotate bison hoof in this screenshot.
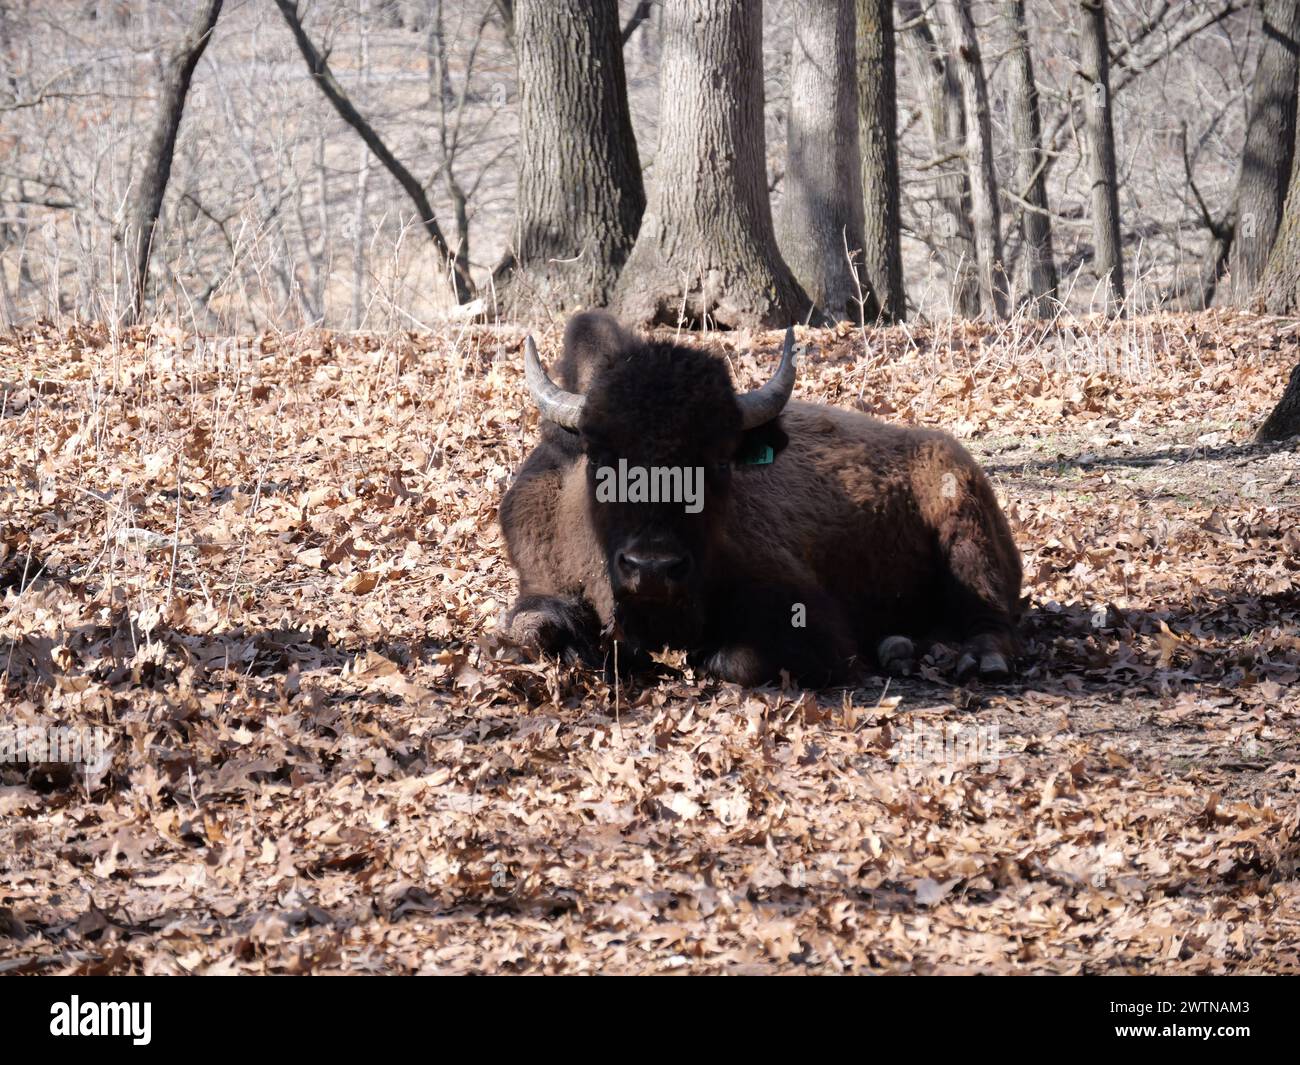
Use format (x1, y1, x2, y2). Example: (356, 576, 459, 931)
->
(505, 600, 600, 667)
(506, 608, 561, 651)
(956, 650, 1011, 682)
(877, 635, 915, 677)
(691, 645, 770, 686)
(978, 652, 1011, 680)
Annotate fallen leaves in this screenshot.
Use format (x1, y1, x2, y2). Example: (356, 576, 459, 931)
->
(0, 312, 1298, 974)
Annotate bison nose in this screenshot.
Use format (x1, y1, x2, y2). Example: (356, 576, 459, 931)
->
(616, 549, 692, 595)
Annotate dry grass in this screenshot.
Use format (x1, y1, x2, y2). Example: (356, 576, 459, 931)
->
(1, 309, 1298, 974)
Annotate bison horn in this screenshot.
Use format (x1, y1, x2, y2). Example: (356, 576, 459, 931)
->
(737, 326, 798, 429)
(524, 336, 585, 429)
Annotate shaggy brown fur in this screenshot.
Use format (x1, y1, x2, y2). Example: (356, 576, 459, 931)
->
(500, 312, 1022, 686)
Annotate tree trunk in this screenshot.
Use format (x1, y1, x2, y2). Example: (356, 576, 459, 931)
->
(1258, 361, 1300, 441)
(275, 0, 473, 304)
(127, 0, 223, 323)
(1079, 0, 1125, 312)
(613, 0, 807, 328)
(1003, 0, 1058, 310)
(1253, 73, 1300, 440)
(1189, 215, 1236, 310)
(935, 0, 1007, 318)
(1256, 156, 1300, 314)
(855, 0, 905, 320)
(1217, 0, 1300, 305)
(504, 0, 644, 313)
(777, 0, 864, 323)
(897, 0, 978, 317)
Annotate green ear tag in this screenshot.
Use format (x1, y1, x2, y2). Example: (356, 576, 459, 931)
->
(738, 443, 775, 466)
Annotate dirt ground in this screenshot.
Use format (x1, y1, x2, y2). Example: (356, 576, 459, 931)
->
(1, 309, 1297, 974)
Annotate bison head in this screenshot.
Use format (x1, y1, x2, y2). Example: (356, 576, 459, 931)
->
(523, 322, 796, 653)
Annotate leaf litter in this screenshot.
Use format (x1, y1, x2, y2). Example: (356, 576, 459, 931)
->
(0, 310, 1297, 974)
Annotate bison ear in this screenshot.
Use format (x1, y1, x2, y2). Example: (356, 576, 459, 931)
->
(733, 418, 790, 466)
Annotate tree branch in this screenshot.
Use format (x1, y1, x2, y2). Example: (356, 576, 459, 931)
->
(622, 1, 653, 45)
(273, 0, 474, 303)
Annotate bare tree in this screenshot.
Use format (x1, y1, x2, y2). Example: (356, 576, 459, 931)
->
(1003, 0, 1058, 309)
(351, 0, 372, 328)
(0, 0, 1265, 329)
(855, 0, 905, 320)
(1216, 0, 1300, 305)
(621, 1, 654, 44)
(1079, 0, 1125, 312)
(777, 0, 864, 322)
(127, 0, 223, 323)
(613, 0, 807, 328)
(427, 1, 507, 300)
(274, 0, 474, 304)
(935, 0, 1006, 317)
(897, 0, 978, 317)
(492, 0, 516, 49)
(503, 0, 644, 312)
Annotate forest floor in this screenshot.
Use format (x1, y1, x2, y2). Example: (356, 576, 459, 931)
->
(1, 310, 1298, 974)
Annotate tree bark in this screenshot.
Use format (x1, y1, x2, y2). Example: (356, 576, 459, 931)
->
(1256, 165, 1300, 314)
(855, 0, 905, 320)
(1003, 0, 1058, 310)
(504, 0, 644, 313)
(127, 0, 223, 323)
(613, 0, 808, 328)
(1217, 0, 1300, 305)
(1257, 361, 1300, 440)
(935, 0, 1007, 318)
(274, 0, 473, 304)
(1079, 0, 1125, 312)
(1253, 52, 1300, 440)
(897, 0, 978, 317)
(777, 0, 864, 323)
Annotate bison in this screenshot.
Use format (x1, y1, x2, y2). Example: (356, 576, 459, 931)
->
(499, 311, 1022, 686)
